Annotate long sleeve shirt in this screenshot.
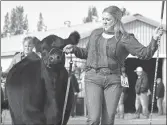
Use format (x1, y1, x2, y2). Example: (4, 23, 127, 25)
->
(135, 71, 149, 94)
(73, 28, 158, 74)
(4, 52, 25, 75)
(156, 82, 165, 98)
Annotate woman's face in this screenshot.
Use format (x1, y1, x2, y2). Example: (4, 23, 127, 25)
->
(23, 40, 34, 55)
(102, 12, 116, 32)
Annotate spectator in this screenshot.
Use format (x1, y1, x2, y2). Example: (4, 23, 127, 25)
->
(70, 68, 80, 117)
(135, 88, 152, 117)
(2, 36, 38, 77)
(134, 66, 149, 119)
(156, 78, 165, 115)
(117, 67, 129, 119)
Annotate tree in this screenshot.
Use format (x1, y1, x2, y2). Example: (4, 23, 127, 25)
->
(91, 7, 98, 18)
(3, 12, 10, 37)
(23, 14, 28, 31)
(37, 12, 45, 31)
(15, 6, 24, 34)
(1, 33, 5, 38)
(10, 6, 27, 35)
(83, 6, 98, 23)
(121, 8, 130, 16)
(10, 8, 17, 35)
(2, 6, 29, 37)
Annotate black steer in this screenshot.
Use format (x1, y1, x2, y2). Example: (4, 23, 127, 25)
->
(5, 31, 80, 125)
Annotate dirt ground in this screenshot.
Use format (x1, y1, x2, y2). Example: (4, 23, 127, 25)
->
(1, 110, 166, 125)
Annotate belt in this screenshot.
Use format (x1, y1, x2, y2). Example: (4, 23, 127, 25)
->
(88, 67, 120, 75)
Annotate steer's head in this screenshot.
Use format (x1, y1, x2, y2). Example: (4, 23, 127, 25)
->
(39, 31, 80, 70)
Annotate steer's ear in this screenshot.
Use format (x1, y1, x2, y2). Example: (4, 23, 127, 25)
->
(65, 31, 80, 46)
(33, 37, 41, 53)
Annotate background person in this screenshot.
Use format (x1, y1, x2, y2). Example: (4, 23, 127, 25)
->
(134, 66, 149, 119)
(70, 66, 80, 117)
(2, 36, 38, 77)
(156, 78, 165, 116)
(117, 67, 129, 119)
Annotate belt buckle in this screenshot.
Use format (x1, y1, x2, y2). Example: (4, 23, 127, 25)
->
(100, 68, 110, 74)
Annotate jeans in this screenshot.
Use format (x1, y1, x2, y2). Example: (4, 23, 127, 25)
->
(135, 92, 149, 116)
(84, 69, 122, 125)
(117, 92, 125, 118)
(157, 97, 164, 115)
(71, 94, 78, 117)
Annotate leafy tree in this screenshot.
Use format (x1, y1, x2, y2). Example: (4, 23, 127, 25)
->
(9, 6, 27, 35)
(3, 12, 10, 37)
(83, 6, 98, 23)
(10, 8, 17, 34)
(2, 6, 29, 37)
(37, 12, 45, 31)
(15, 6, 24, 34)
(121, 8, 130, 16)
(91, 6, 98, 18)
(23, 14, 29, 31)
(1, 33, 5, 38)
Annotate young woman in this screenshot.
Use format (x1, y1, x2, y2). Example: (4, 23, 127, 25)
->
(63, 5, 163, 125)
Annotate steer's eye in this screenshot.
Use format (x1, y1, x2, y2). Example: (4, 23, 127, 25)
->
(51, 42, 57, 47)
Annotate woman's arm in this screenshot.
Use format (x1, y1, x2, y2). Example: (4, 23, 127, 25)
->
(72, 41, 90, 59)
(2, 56, 17, 76)
(72, 30, 96, 59)
(64, 30, 96, 59)
(123, 34, 158, 60)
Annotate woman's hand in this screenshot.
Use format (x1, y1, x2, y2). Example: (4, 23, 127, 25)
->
(63, 44, 74, 54)
(153, 26, 163, 41)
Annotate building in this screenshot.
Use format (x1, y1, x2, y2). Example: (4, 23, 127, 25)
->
(1, 14, 166, 115)
(1, 22, 101, 71)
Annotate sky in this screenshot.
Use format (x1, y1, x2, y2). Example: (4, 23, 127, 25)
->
(1, 1, 166, 32)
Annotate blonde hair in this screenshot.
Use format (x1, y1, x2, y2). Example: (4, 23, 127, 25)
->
(22, 36, 35, 45)
(114, 18, 128, 40)
(103, 6, 128, 40)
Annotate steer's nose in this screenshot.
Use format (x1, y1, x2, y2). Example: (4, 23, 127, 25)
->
(49, 55, 61, 63)
(56, 55, 60, 60)
(49, 56, 54, 62)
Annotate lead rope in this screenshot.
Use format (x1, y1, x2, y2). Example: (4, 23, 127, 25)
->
(61, 53, 73, 125)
